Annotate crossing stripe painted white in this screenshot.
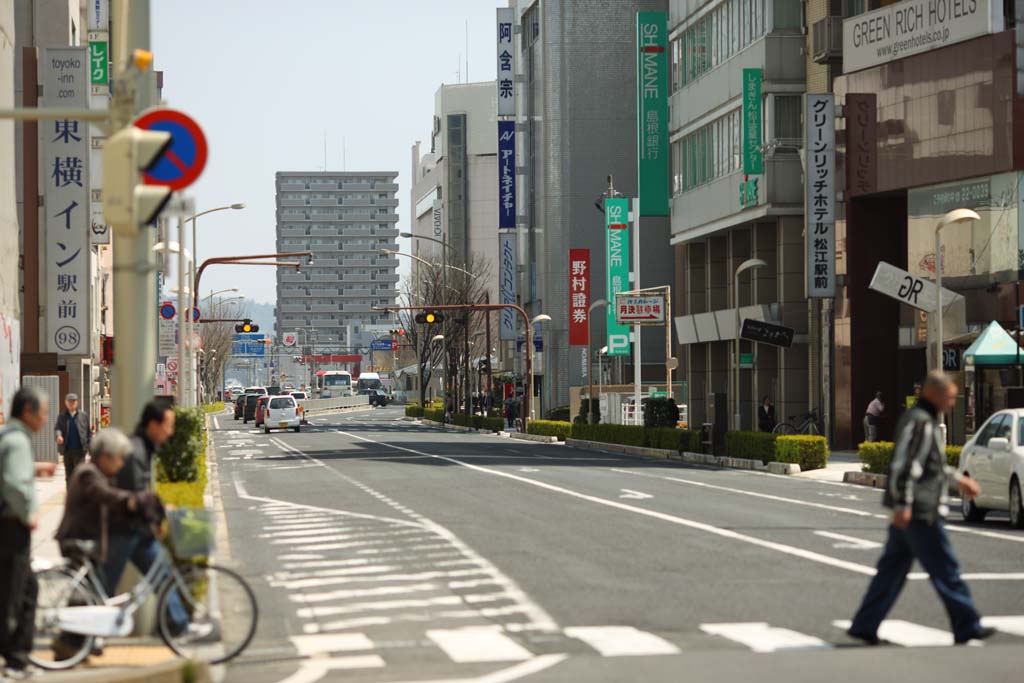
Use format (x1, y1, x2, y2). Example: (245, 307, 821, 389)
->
(982, 615, 1024, 636)
(291, 582, 441, 604)
(833, 619, 952, 646)
(701, 622, 831, 653)
(275, 656, 386, 683)
(426, 626, 533, 663)
(289, 633, 374, 657)
(813, 530, 882, 550)
(272, 568, 488, 591)
(296, 595, 464, 619)
(564, 626, 680, 656)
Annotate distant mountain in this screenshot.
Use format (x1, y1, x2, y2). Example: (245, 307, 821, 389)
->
(239, 300, 276, 336)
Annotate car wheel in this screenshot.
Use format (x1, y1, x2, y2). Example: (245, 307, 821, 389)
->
(1010, 477, 1024, 529)
(293, 426, 300, 433)
(961, 475, 987, 522)
(264, 427, 271, 434)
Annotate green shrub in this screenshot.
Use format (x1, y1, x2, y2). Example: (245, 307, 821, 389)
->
(476, 416, 506, 432)
(423, 407, 445, 423)
(647, 427, 702, 452)
(776, 435, 829, 471)
(546, 406, 571, 422)
(577, 398, 600, 425)
(528, 420, 572, 441)
(858, 441, 894, 474)
(203, 402, 224, 414)
(644, 398, 680, 428)
(570, 423, 647, 447)
(946, 445, 962, 469)
(725, 431, 777, 464)
(405, 404, 424, 418)
(157, 406, 206, 483)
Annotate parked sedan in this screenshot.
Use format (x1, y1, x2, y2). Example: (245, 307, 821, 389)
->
(265, 395, 301, 434)
(957, 408, 1024, 527)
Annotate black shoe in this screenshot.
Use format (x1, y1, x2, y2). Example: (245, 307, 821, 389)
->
(955, 626, 997, 645)
(847, 629, 883, 646)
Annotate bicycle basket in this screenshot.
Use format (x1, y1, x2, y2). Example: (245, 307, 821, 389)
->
(167, 507, 215, 559)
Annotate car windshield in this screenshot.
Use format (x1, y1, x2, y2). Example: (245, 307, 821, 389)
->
(324, 375, 350, 387)
(246, 395, 259, 405)
(291, 392, 307, 400)
(270, 397, 293, 409)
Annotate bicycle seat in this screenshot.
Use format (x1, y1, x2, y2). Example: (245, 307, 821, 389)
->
(60, 539, 99, 560)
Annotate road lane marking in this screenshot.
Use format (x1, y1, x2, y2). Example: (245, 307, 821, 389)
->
(813, 530, 882, 550)
(291, 582, 442, 604)
(297, 595, 465, 619)
(275, 655, 386, 683)
(619, 489, 653, 500)
(564, 626, 679, 656)
(375, 654, 568, 683)
(982, 615, 1024, 636)
(426, 626, 533, 663)
(833, 619, 952, 647)
(289, 633, 374, 656)
(701, 622, 831, 653)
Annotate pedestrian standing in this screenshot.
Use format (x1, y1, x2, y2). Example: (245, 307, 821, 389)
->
(1, 387, 58, 678)
(758, 396, 775, 433)
(54, 392, 91, 488)
(847, 371, 995, 646)
(863, 391, 884, 442)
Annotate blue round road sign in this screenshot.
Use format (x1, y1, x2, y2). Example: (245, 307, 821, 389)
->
(191, 307, 201, 323)
(160, 302, 176, 320)
(134, 108, 208, 192)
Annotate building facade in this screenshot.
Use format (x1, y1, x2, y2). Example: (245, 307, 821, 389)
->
(669, 0, 808, 432)
(275, 171, 400, 354)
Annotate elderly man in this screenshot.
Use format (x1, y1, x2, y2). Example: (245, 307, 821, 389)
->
(848, 371, 995, 645)
(0, 387, 57, 678)
(55, 392, 91, 488)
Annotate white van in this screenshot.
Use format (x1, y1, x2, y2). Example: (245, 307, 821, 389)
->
(264, 395, 301, 434)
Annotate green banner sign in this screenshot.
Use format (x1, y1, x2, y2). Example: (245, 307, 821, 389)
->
(605, 197, 631, 357)
(742, 68, 762, 175)
(89, 40, 108, 85)
(636, 11, 669, 217)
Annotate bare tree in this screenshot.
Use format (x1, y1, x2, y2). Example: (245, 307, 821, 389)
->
(199, 301, 249, 401)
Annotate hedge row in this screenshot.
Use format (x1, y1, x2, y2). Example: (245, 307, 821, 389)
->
(570, 423, 702, 452)
(775, 435, 829, 471)
(859, 441, 963, 474)
(156, 406, 207, 508)
(405, 405, 424, 418)
(449, 413, 505, 432)
(545, 406, 571, 422)
(527, 420, 572, 441)
(724, 431, 777, 464)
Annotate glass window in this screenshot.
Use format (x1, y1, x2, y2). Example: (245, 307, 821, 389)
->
(773, 0, 802, 30)
(774, 95, 802, 142)
(741, 0, 749, 47)
(1018, 417, 1024, 447)
(976, 414, 1007, 447)
(730, 0, 739, 54)
(995, 415, 1013, 440)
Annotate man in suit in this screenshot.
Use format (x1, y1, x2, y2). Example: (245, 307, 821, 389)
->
(54, 393, 91, 488)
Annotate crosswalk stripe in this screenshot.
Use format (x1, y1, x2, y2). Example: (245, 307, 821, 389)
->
(426, 626, 533, 663)
(289, 633, 374, 657)
(982, 615, 1024, 636)
(833, 619, 952, 647)
(564, 626, 680, 656)
(701, 622, 831, 653)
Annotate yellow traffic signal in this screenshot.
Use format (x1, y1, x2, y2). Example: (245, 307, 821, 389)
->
(425, 312, 437, 324)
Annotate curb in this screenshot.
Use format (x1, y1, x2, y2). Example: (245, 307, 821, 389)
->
(420, 418, 502, 435)
(507, 432, 559, 444)
(39, 659, 211, 683)
(843, 471, 888, 488)
(564, 439, 803, 475)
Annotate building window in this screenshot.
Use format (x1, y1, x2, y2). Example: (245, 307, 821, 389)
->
(671, 108, 742, 196)
(773, 0, 802, 29)
(773, 95, 802, 143)
(671, 0, 768, 92)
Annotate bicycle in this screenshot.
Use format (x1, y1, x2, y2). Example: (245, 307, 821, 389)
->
(772, 408, 821, 436)
(30, 508, 257, 670)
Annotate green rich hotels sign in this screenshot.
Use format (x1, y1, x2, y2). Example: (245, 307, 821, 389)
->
(605, 197, 631, 357)
(742, 68, 763, 175)
(636, 11, 669, 216)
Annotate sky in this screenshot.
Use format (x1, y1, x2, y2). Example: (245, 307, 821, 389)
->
(151, 0, 503, 304)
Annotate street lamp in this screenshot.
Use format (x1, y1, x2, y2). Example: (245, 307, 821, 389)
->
(526, 314, 552, 421)
(734, 258, 767, 430)
(587, 298, 610, 423)
(598, 345, 608, 418)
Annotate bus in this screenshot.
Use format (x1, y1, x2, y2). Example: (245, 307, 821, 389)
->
(356, 372, 383, 393)
(318, 370, 353, 398)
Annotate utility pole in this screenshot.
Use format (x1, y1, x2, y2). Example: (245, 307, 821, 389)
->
(111, 0, 158, 428)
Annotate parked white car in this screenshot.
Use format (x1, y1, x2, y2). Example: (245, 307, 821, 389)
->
(264, 395, 301, 434)
(957, 408, 1024, 527)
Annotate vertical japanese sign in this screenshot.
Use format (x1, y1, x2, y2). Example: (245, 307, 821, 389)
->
(846, 94, 877, 198)
(496, 8, 516, 116)
(88, 40, 108, 85)
(499, 233, 518, 341)
(498, 121, 516, 229)
(741, 68, 763, 175)
(41, 48, 90, 355)
(568, 249, 590, 346)
(605, 198, 631, 356)
(806, 94, 835, 298)
(636, 11, 669, 216)
(87, 0, 108, 30)
(88, 29, 111, 246)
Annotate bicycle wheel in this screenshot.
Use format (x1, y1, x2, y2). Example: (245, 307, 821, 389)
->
(158, 563, 258, 664)
(30, 567, 98, 670)
(772, 422, 797, 436)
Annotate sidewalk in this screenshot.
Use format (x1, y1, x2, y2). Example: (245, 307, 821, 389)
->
(793, 449, 862, 483)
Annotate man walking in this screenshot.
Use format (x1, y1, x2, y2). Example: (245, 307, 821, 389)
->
(55, 392, 90, 487)
(1, 387, 57, 678)
(863, 391, 884, 442)
(847, 371, 995, 645)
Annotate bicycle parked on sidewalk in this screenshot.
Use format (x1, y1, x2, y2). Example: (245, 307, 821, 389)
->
(29, 508, 257, 669)
(772, 408, 821, 436)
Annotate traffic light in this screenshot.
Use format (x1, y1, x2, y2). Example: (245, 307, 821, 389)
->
(414, 311, 444, 325)
(235, 319, 259, 334)
(388, 328, 404, 336)
(103, 126, 173, 235)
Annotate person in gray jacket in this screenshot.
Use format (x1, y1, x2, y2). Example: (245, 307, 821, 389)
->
(54, 393, 91, 488)
(847, 371, 995, 645)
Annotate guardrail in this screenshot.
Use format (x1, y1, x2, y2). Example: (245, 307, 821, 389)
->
(303, 395, 370, 414)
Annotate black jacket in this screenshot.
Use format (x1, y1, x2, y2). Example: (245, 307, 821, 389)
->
(111, 431, 157, 535)
(55, 409, 90, 454)
(883, 398, 958, 523)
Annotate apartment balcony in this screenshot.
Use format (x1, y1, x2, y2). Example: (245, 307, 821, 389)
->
(341, 182, 372, 191)
(812, 16, 843, 64)
(279, 226, 307, 237)
(280, 272, 307, 284)
(342, 257, 372, 267)
(342, 303, 373, 313)
(310, 319, 337, 327)
(309, 198, 336, 207)
(341, 198, 373, 207)
(279, 182, 305, 192)
(310, 227, 339, 237)
(377, 258, 400, 268)
(375, 198, 399, 208)
(341, 287, 372, 297)
(279, 303, 308, 313)
(378, 273, 400, 283)
(376, 228, 400, 238)
(343, 228, 371, 238)
(376, 183, 398, 192)
(311, 304, 339, 313)
(279, 198, 306, 208)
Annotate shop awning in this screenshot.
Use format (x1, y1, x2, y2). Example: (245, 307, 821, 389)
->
(964, 321, 1024, 366)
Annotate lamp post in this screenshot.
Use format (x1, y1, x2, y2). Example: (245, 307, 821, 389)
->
(734, 258, 767, 430)
(528, 314, 552, 421)
(934, 209, 981, 442)
(431, 334, 445, 403)
(598, 345, 608, 420)
(587, 298, 610, 423)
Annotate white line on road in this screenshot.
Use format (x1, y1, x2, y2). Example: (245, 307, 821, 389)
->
(274, 656, 386, 683)
(619, 489, 653, 500)
(426, 626, 533, 663)
(297, 595, 465, 619)
(564, 626, 679, 656)
(290, 582, 441, 604)
(374, 654, 568, 683)
(832, 619, 952, 647)
(982, 615, 1024, 636)
(700, 622, 831, 653)
(289, 633, 374, 657)
(813, 530, 882, 550)
(213, 416, 220, 430)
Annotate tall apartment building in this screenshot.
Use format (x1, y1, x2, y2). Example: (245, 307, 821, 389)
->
(275, 172, 400, 353)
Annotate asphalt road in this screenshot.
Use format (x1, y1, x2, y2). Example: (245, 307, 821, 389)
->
(206, 406, 1024, 683)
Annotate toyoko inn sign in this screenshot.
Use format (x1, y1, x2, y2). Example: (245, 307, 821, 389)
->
(843, 0, 1003, 73)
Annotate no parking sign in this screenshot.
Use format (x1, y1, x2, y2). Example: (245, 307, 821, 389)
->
(134, 108, 208, 191)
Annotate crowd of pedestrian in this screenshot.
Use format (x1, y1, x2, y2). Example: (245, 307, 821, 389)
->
(0, 386, 180, 679)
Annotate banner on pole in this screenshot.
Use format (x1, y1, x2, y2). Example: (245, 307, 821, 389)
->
(605, 198, 631, 356)
(499, 232, 518, 341)
(498, 121, 516, 229)
(568, 249, 590, 346)
(496, 8, 516, 116)
(636, 11, 669, 216)
(741, 68, 763, 175)
(805, 93, 835, 298)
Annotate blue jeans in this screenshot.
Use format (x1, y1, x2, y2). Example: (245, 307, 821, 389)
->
(102, 533, 189, 633)
(850, 519, 982, 641)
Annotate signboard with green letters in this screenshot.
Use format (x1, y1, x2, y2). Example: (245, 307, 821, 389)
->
(605, 197, 631, 357)
(636, 11, 669, 216)
(89, 40, 108, 86)
(742, 68, 763, 175)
